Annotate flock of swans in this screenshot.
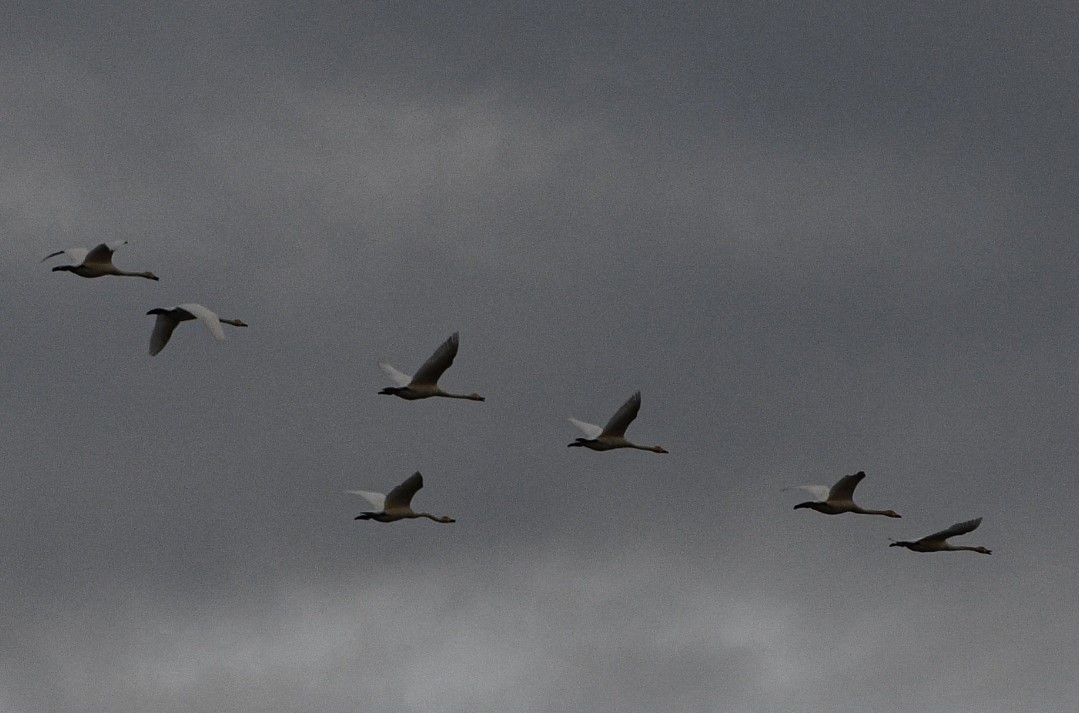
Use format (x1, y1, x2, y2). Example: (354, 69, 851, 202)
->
(45, 241, 246, 355)
(785, 471, 991, 554)
(46, 241, 992, 554)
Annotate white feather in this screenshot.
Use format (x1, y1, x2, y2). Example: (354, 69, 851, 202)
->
(177, 303, 227, 341)
(379, 361, 413, 387)
(783, 484, 831, 501)
(568, 417, 604, 439)
(345, 490, 386, 511)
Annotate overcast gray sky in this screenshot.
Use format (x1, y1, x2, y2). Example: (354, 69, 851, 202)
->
(2, 3, 1077, 712)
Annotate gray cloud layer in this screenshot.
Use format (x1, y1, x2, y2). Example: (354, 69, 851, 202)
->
(1, 3, 1076, 712)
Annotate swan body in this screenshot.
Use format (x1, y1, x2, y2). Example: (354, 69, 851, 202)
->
(347, 472, 455, 523)
(44, 241, 159, 280)
(378, 332, 484, 401)
(787, 471, 901, 517)
(146, 303, 247, 355)
(890, 517, 991, 554)
(568, 391, 668, 453)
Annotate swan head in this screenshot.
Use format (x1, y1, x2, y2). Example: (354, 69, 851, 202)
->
(973, 546, 991, 555)
(467, 393, 485, 401)
(379, 387, 401, 396)
(436, 516, 456, 523)
(881, 510, 902, 518)
(651, 446, 669, 454)
(142, 272, 160, 281)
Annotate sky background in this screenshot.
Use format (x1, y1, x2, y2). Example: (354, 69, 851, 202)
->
(2, 3, 1077, 712)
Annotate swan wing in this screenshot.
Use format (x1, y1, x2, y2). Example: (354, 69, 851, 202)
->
(411, 332, 459, 386)
(384, 472, 423, 512)
(345, 489, 386, 511)
(601, 391, 641, 437)
(379, 361, 413, 387)
(83, 241, 127, 267)
(177, 303, 226, 341)
(568, 417, 604, 439)
(783, 485, 831, 501)
(149, 313, 182, 356)
(827, 471, 865, 504)
(43, 247, 89, 264)
(920, 517, 983, 544)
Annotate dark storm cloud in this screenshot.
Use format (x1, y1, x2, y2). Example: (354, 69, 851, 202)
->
(1, 3, 1076, 712)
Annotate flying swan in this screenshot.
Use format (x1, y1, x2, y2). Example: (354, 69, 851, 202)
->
(347, 472, 455, 523)
(43, 241, 159, 280)
(786, 471, 901, 517)
(378, 332, 484, 401)
(890, 517, 991, 554)
(145, 304, 248, 355)
(567, 391, 668, 453)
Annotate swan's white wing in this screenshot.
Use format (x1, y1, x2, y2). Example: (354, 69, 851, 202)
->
(43, 247, 89, 264)
(345, 489, 387, 511)
(920, 517, 983, 543)
(149, 313, 181, 356)
(379, 361, 413, 387)
(383, 472, 423, 513)
(826, 471, 865, 504)
(568, 417, 604, 439)
(783, 485, 830, 502)
(411, 332, 459, 386)
(83, 241, 127, 266)
(177, 303, 226, 342)
(601, 391, 641, 437)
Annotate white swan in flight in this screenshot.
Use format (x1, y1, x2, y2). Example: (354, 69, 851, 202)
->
(890, 517, 991, 554)
(378, 332, 484, 401)
(43, 241, 159, 280)
(786, 471, 901, 517)
(347, 472, 455, 523)
(567, 391, 668, 453)
(146, 304, 248, 355)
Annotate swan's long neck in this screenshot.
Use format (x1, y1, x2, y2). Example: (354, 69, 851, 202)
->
(851, 505, 900, 517)
(416, 512, 454, 523)
(629, 443, 668, 453)
(946, 545, 991, 554)
(438, 390, 485, 401)
(113, 269, 159, 280)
